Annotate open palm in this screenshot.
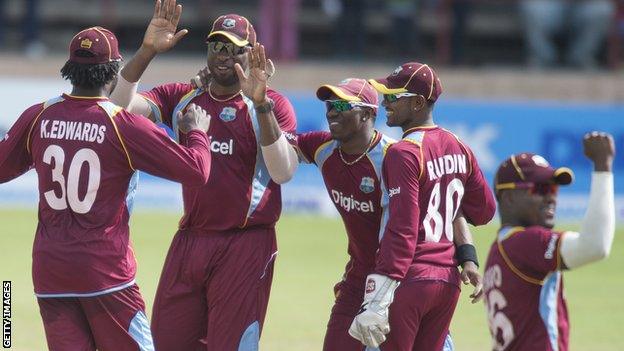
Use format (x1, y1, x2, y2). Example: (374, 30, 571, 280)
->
(235, 43, 270, 104)
(143, 0, 188, 54)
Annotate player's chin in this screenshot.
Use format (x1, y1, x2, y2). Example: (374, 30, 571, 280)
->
(540, 214, 556, 229)
(212, 71, 238, 87)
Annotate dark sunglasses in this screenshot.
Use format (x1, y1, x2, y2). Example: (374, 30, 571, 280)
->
(383, 92, 418, 103)
(207, 41, 247, 56)
(325, 100, 377, 112)
(500, 182, 558, 196)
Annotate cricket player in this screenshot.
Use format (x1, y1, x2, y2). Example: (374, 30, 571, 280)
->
(348, 62, 497, 350)
(296, 78, 485, 350)
(0, 27, 212, 350)
(109, 1, 298, 349)
(483, 132, 615, 351)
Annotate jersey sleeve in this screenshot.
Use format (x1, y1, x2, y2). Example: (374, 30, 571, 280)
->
(139, 83, 193, 128)
(0, 104, 41, 183)
(113, 111, 211, 186)
(502, 227, 564, 280)
(267, 90, 297, 145)
(375, 143, 422, 280)
(296, 131, 332, 164)
(460, 145, 496, 226)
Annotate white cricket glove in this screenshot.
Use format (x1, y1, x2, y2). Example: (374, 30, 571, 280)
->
(349, 273, 400, 348)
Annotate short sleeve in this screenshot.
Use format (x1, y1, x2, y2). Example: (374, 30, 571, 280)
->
(502, 227, 564, 281)
(296, 131, 332, 164)
(267, 90, 297, 145)
(139, 83, 193, 128)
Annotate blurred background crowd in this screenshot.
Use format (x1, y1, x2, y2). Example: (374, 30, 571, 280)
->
(1, 0, 624, 70)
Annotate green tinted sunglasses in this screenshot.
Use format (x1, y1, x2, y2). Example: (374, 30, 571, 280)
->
(207, 41, 247, 56)
(383, 92, 419, 103)
(325, 100, 377, 112)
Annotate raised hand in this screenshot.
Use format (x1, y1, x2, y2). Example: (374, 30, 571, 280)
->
(177, 103, 211, 134)
(461, 261, 484, 304)
(234, 43, 270, 104)
(142, 0, 188, 54)
(583, 131, 615, 172)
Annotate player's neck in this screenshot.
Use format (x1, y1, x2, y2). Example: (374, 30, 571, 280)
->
(209, 81, 241, 96)
(70, 86, 108, 98)
(340, 129, 375, 154)
(401, 113, 434, 133)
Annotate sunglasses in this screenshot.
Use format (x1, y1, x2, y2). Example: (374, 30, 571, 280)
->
(498, 182, 559, 196)
(383, 92, 419, 103)
(207, 41, 247, 56)
(325, 100, 377, 112)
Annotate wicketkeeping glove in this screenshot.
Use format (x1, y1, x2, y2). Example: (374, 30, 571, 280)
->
(348, 273, 400, 348)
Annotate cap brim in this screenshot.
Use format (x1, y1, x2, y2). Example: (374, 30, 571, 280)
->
(553, 167, 574, 185)
(206, 31, 248, 46)
(316, 85, 361, 102)
(368, 78, 407, 94)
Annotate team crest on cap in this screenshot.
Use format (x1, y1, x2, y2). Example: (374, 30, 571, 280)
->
(222, 18, 236, 29)
(360, 177, 375, 194)
(340, 78, 353, 85)
(219, 106, 237, 122)
(80, 38, 93, 49)
(532, 155, 550, 167)
(392, 66, 403, 76)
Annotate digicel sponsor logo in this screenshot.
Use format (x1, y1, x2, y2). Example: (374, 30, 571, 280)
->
(331, 190, 374, 213)
(208, 136, 234, 155)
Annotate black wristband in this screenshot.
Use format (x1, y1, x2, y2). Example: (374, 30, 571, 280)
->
(254, 98, 274, 114)
(456, 244, 479, 268)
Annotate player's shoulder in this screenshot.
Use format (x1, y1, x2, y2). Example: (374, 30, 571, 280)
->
(144, 82, 195, 98)
(499, 225, 561, 244)
(267, 88, 290, 101)
(298, 131, 332, 144)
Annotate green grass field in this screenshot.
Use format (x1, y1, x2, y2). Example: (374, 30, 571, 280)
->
(1, 209, 622, 350)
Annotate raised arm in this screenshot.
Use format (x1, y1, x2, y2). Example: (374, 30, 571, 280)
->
(118, 104, 212, 186)
(560, 132, 615, 269)
(110, 0, 188, 117)
(234, 44, 298, 184)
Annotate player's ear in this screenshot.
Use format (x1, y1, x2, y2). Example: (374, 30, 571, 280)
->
(411, 95, 427, 112)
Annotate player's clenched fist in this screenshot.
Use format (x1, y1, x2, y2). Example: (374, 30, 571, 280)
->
(349, 274, 400, 348)
(583, 131, 615, 172)
(178, 103, 211, 133)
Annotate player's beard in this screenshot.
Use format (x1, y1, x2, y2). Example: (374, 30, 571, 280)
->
(211, 70, 239, 87)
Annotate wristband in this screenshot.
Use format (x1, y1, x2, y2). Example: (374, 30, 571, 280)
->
(456, 244, 479, 267)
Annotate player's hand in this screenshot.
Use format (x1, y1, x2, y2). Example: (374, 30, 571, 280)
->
(142, 0, 188, 55)
(461, 261, 484, 304)
(190, 66, 212, 89)
(234, 43, 271, 105)
(583, 131, 615, 172)
(348, 274, 399, 348)
(177, 103, 210, 134)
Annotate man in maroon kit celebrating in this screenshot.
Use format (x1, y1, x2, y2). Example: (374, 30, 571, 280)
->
(110, 1, 298, 349)
(483, 133, 615, 351)
(0, 26, 211, 350)
(347, 62, 497, 350)
(297, 77, 486, 351)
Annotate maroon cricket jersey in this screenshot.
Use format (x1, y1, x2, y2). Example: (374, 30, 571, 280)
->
(141, 83, 297, 232)
(297, 131, 395, 279)
(375, 126, 496, 283)
(484, 226, 569, 351)
(0, 94, 211, 296)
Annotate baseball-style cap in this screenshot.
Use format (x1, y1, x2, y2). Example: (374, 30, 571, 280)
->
(494, 153, 574, 192)
(206, 14, 257, 47)
(369, 62, 442, 102)
(69, 26, 122, 64)
(316, 78, 378, 107)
